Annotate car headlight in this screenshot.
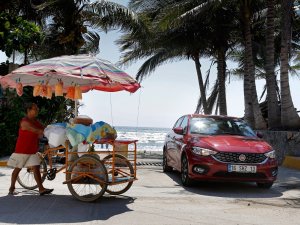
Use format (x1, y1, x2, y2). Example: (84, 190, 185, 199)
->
(192, 147, 217, 156)
(264, 150, 276, 159)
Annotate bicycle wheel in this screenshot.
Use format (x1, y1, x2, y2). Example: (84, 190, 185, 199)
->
(17, 157, 47, 190)
(102, 154, 134, 195)
(66, 155, 108, 202)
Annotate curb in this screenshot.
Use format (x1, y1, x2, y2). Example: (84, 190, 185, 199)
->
(0, 161, 7, 167)
(282, 156, 300, 170)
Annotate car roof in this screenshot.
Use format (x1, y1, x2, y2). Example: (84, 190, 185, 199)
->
(187, 114, 241, 120)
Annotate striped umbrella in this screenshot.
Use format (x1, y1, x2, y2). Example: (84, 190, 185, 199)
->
(0, 54, 140, 94)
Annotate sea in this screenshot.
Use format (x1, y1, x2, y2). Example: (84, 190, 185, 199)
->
(104, 126, 170, 153)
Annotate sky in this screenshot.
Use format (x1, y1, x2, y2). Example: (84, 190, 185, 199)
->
(76, 30, 299, 128)
(1, 0, 300, 128)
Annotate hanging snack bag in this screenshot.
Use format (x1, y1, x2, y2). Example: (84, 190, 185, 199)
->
(55, 80, 63, 96)
(46, 85, 52, 99)
(66, 86, 75, 100)
(41, 84, 47, 97)
(16, 82, 23, 96)
(33, 83, 41, 96)
(74, 86, 82, 100)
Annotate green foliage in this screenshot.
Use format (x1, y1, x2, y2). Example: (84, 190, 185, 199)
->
(0, 12, 42, 57)
(0, 88, 26, 156)
(0, 86, 75, 157)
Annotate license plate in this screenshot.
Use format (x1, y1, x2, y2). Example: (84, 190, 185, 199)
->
(228, 164, 257, 173)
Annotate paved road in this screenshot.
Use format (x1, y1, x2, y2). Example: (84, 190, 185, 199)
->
(0, 163, 299, 225)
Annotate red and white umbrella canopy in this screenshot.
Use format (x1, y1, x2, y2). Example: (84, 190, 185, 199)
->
(0, 54, 140, 93)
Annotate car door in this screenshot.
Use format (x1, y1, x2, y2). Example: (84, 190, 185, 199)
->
(173, 116, 189, 171)
(166, 116, 184, 169)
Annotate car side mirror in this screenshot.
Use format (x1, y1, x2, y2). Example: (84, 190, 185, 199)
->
(256, 131, 263, 138)
(174, 127, 184, 135)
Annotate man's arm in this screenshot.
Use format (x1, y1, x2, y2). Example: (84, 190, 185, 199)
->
(21, 120, 44, 136)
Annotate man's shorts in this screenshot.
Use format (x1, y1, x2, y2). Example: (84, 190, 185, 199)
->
(7, 153, 41, 169)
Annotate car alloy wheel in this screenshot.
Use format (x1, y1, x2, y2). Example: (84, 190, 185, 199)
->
(181, 155, 193, 186)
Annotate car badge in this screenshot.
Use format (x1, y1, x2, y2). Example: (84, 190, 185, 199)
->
(239, 154, 246, 162)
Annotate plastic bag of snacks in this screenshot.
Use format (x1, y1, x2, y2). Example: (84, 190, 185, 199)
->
(33, 83, 41, 96)
(44, 124, 67, 148)
(55, 80, 63, 96)
(16, 82, 23, 96)
(46, 85, 52, 99)
(40, 84, 47, 97)
(66, 86, 75, 100)
(74, 86, 82, 100)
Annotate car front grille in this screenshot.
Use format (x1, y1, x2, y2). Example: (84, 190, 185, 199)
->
(212, 152, 267, 164)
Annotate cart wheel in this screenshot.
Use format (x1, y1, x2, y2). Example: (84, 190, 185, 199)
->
(17, 157, 47, 190)
(102, 154, 134, 195)
(67, 155, 108, 202)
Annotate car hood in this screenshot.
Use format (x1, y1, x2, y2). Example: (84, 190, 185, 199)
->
(191, 135, 272, 153)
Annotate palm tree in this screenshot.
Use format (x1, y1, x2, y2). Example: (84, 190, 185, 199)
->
(203, 2, 239, 115)
(238, 0, 267, 129)
(124, 0, 243, 115)
(265, 0, 281, 129)
(113, 0, 300, 131)
(25, 0, 141, 60)
(120, 0, 213, 114)
(280, 0, 300, 129)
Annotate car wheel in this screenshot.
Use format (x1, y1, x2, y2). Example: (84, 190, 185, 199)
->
(181, 155, 193, 186)
(256, 182, 273, 189)
(163, 149, 172, 172)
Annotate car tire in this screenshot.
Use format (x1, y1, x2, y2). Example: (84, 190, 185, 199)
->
(163, 149, 173, 172)
(256, 182, 273, 189)
(181, 155, 193, 186)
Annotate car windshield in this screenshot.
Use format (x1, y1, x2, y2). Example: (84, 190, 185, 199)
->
(189, 117, 256, 137)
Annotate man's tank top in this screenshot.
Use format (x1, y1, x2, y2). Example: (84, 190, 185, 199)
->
(15, 117, 44, 154)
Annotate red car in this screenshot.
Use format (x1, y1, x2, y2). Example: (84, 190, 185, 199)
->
(163, 114, 278, 188)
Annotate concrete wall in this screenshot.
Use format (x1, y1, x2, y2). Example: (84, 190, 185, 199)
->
(258, 130, 300, 164)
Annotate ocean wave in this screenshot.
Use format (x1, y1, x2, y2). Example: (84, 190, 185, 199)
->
(113, 127, 168, 152)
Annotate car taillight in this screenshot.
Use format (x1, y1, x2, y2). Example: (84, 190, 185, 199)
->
(192, 147, 217, 156)
(264, 150, 276, 159)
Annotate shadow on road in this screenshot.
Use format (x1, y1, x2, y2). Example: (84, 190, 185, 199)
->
(0, 193, 135, 224)
(162, 170, 284, 198)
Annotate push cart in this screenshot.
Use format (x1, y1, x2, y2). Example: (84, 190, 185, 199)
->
(17, 139, 138, 202)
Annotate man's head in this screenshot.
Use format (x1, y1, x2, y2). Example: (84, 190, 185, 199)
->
(25, 103, 39, 118)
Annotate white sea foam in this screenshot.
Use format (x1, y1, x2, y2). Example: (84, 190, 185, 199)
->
(115, 126, 169, 152)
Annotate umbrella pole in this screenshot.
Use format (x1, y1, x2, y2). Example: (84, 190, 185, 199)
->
(74, 100, 78, 117)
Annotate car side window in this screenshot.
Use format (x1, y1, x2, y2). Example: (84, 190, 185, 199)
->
(173, 117, 184, 129)
(181, 116, 189, 134)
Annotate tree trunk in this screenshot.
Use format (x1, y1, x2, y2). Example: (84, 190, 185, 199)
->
(217, 47, 227, 115)
(24, 49, 28, 65)
(193, 54, 208, 114)
(265, 0, 281, 129)
(242, 4, 267, 129)
(280, 0, 300, 129)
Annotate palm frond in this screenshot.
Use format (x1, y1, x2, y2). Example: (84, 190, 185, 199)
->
(86, 0, 143, 33)
(80, 31, 100, 54)
(136, 48, 187, 81)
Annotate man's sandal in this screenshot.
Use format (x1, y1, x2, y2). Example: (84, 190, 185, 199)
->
(39, 188, 54, 196)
